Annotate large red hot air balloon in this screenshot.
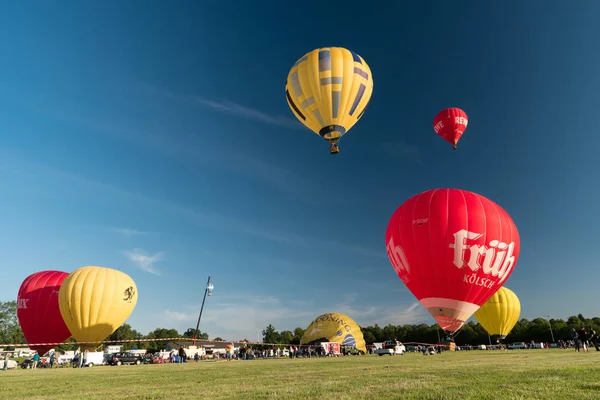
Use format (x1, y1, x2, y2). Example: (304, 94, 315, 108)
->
(433, 108, 468, 149)
(385, 188, 520, 334)
(17, 271, 72, 355)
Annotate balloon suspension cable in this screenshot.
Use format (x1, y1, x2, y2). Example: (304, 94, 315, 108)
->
(453, 144, 457, 150)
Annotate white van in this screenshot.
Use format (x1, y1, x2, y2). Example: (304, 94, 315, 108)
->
(77, 351, 105, 367)
(375, 340, 406, 356)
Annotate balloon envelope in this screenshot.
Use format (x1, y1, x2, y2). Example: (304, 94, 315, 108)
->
(474, 286, 521, 339)
(433, 108, 468, 148)
(385, 188, 520, 333)
(58, 266, 138, 349)
(17, 271, 72, 355)
(300, 312, 366, 353)
(285, 47, 373, 153)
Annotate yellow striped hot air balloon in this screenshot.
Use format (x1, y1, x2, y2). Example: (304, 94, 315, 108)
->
(285, 47, 374, 155)
(474, 287, 521, 340)
(58, 266, 138, 350)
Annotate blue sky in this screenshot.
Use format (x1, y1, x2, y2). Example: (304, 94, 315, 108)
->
(1, 1, 599, 340)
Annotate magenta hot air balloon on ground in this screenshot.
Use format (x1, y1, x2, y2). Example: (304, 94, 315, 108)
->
(17, 271, 72, 355)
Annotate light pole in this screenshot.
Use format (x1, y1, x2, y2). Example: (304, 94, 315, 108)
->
(546, 315, 555, 343)
(192, 276, 214, 346)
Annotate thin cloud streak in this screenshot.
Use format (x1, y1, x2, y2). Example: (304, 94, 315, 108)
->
(192, 96, 302, 129)
(124, 248, 165, 275)
(1, 154, 383, 259)
(21, 94, 336, 207)
(144, 85, 302, 130)
(137, 85, 355, 206)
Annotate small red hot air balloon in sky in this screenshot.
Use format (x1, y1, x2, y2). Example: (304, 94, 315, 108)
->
(433, 108, 468, 149)
(17, 270, 72, 355)
(385, 188, 520, 334)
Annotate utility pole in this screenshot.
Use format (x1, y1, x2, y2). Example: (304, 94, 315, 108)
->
(546, 315, 555, 343)
(193, 276, 214, 346)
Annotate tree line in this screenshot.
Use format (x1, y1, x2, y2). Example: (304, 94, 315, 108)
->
(2, 301, 598, 350)
(263, 314, 598, 346)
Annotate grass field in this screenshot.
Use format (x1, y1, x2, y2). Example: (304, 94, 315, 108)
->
(2, 350, 600, 399)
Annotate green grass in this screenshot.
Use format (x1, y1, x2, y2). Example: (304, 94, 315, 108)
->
(2, 350, 600, 399)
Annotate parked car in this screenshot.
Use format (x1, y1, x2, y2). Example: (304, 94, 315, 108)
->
(107, 352, 144, 366)
(342, 346, 364, 356)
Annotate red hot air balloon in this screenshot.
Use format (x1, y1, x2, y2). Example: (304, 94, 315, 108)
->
(385, 189, 520, 334)
(433, 108, 468, 149)
(17, 271, 72, 355)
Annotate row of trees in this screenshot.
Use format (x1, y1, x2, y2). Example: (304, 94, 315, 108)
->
(2, 301, 598, 350)
(264, 314, 598, 346)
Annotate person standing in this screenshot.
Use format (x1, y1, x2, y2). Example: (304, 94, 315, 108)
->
(74, 346, 81, 368)
(571, 328, 581, 352)
(588, 328, 599, 351)
(578, 327, 589, 352)
(32, 351, 39, 369)
(2, 352, 9, 371)
(82, 350, 88, 367)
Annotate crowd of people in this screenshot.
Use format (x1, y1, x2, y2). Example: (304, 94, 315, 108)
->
(570, 327, 599, 352)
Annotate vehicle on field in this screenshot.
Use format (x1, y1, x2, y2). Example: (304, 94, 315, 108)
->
(341, 346, 364, 356)
(72, 351, 105, 367)
(375, 340, 405, 356)
(106, 352, 144, 366)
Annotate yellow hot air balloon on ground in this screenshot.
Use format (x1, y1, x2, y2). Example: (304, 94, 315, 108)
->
(58, 266, 138, 350)
(474, 287, 521, 340)
(300, 312, 366, 353)
(285, 47, 373, 155)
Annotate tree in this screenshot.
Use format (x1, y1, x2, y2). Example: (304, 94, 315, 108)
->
(182, 328, 208, 340)
(262, 324, 281, 344)
(213, 337, 224, 341)
(280, 330, 294, 345)
(107, 323, 144, 350)
(292, 327, 305, 344)
(362, 330, 376, 344)
(145, 328, 180, 352)
(0, 301, 25, 345)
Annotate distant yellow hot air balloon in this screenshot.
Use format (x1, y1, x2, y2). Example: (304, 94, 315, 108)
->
(285, 47, 373, 155)
(58, 266, 138, 350)
(300, 312, 366, 353)
(474, 287, 521, 340)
